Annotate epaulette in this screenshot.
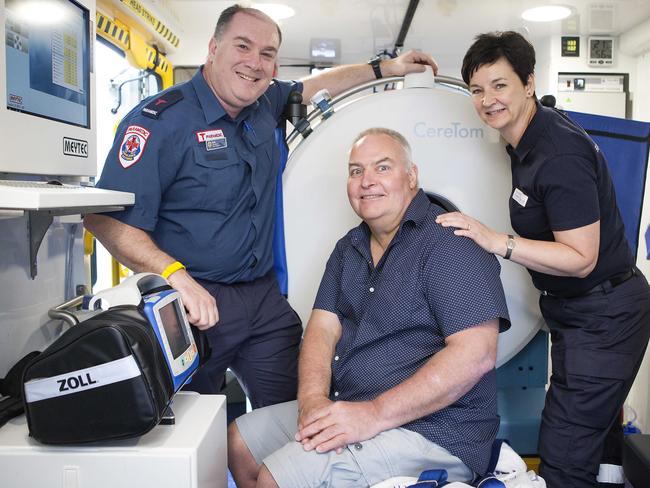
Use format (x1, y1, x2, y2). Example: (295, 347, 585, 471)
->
(141, 89, 184, 119)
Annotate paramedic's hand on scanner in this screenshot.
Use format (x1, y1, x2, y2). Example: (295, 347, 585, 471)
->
(168, 269, 219, 330)
(300, 49, 438, 104)
(383, 49, 439, 77)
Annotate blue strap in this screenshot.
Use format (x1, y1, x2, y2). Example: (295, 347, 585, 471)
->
(486, 439, 505, 474)
(407, 469, 448, 487)
(272, 127, 289, 295)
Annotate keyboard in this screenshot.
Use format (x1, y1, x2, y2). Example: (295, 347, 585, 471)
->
(0, 179, 134, 210)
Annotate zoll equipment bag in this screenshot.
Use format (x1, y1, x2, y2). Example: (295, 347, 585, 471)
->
(21, 274, 202, 444)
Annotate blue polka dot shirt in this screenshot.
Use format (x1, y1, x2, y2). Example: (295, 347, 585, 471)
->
(314, 189, 511, 475)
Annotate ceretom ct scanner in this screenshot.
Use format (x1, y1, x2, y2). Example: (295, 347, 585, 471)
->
(281, 69, 548, 454)
(283, 69, 544, 367)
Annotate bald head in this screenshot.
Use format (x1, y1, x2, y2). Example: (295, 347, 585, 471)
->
(350, 127, 414, 170)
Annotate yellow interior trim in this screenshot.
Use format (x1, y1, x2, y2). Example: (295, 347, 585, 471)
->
(83, 229, 95, 256)
(111, 259, 121, 287)
(119, 0, 180, 48)
(522, 456, 540, 473)
(95, 11, 174, 89)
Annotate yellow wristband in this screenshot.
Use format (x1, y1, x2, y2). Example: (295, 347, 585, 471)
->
(161, 261, 185, 280)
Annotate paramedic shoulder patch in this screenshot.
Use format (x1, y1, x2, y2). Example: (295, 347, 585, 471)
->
(141, 89, 184, 119)
(119, 125, 151, 169)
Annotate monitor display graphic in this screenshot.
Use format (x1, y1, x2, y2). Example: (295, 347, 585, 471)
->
(5, 0, 90, 128)
(158, 299, 192, 360)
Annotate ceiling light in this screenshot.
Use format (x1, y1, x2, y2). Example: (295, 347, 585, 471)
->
(252, 3, 296, 21)
(13, 0, 67, 24)
(521, 5, 572, 22)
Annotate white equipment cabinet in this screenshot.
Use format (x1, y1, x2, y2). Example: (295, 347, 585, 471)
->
(0, 393, 227, 488)
(557, 73, 627, 118)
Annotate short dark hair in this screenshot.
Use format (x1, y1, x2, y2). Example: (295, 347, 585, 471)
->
(461, 31, 535, 86)
(213, 4, 282, 45)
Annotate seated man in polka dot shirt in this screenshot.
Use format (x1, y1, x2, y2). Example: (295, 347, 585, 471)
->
(228, 127, 511, 488)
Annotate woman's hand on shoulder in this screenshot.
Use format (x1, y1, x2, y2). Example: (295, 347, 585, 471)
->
(435, 211, 506, 256)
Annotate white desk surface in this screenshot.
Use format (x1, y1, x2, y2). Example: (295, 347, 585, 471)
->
(0, 393, 227, 488)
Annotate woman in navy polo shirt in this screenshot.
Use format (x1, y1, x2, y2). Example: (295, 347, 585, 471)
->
(436, 31, 650, 488)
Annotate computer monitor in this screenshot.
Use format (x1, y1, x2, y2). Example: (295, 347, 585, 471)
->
(1, 0, 96, 176)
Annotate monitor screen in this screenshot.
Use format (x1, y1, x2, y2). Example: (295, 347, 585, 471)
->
(310, 38, 340, 63)
(5, 0, 90, 128)
(158, 299, 192, 360)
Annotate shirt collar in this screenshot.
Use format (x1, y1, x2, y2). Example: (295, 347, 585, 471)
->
(191, 66, 259, 125)
(401, 189, 430, 227)
(506, 99, 547, 163)
(350, 189, 430, 247)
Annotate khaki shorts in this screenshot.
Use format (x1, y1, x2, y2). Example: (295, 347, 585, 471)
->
(236, 400, 473, 488)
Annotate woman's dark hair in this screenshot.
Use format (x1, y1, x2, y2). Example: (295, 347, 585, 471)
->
(461, 31, 535, 86)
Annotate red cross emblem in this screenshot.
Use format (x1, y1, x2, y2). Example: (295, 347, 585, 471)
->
(126, 135, 140, 152)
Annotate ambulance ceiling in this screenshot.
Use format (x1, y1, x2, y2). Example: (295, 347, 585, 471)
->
(166, 0, 650, 70)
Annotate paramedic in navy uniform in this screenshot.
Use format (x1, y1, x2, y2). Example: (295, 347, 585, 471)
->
(228, 128, 511, 487)
(436, 31, 650, 488)
(83, 4, 438, 408)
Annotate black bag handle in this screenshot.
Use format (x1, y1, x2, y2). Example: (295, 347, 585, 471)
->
(0, 351, 40, 427)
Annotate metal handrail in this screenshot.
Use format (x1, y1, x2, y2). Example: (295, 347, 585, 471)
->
(48, 295, 85, 326)
(286, 75, 469, 146)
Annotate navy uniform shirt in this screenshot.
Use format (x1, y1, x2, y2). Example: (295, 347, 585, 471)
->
(314, 190, 511, 475)
(507, 101, 634, 296)
(97, 68, 301, 283)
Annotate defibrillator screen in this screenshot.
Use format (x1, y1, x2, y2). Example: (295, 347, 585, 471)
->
(158, 299, 192, 359)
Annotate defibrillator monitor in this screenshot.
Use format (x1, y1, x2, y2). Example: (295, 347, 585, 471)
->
(142, 289, 199, 392)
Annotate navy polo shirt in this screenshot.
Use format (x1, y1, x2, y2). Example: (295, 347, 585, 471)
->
(314, 190, 510, 475)
(507, 101, 634, 296)
(97, 68, 301, 283)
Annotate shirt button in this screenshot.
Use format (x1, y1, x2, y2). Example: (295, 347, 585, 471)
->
(334, 391, 339, 397)
(334, 356, 339, 361)
(354, 442, 363, 450)
(369, 287, 375, 293)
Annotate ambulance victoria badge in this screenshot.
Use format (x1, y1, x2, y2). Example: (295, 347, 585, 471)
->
(119, 125, 151, 168)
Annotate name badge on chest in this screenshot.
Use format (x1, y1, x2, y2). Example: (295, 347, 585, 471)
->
(512, 188, 529, 207)
(196, 129, 228, 151)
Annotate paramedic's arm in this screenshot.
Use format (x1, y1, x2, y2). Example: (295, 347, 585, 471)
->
(296, 309, 342, 432)
(296, 319, 498, 453)
(301, 50, 438, 102)
(83, 213, 218, 329)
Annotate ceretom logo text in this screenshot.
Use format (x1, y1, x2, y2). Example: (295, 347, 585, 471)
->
(414, 122, 484, 139)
